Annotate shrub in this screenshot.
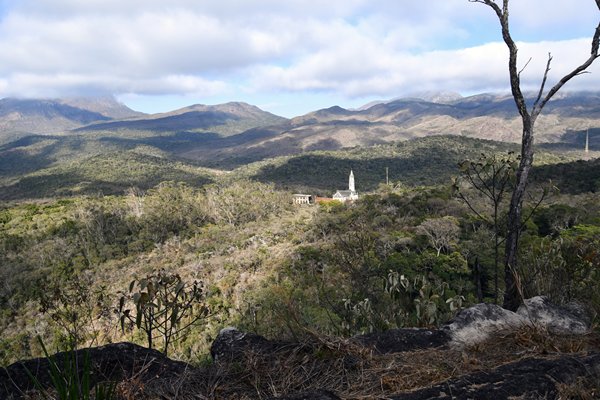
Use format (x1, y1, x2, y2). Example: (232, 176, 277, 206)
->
(117, 270, 210, 356)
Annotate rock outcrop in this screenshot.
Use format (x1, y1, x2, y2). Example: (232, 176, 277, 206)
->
(0, 342, 189, 400)
(354, 328, 450, 353)
(443, 303, 528, 347)
(517, 296, 591, 335)
(1, 297, 595, 399)
(391, 352, 600, 399)
(443, 296, 592, 348)
(211, 327, 306, 362)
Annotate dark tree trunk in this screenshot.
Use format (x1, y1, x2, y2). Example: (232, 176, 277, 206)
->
(503, 121, 534, 310)
(474, 256, 483, 303)
(472, 0, 600, 311)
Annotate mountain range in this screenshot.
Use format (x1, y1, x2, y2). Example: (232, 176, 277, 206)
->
(0, 91, 599, 200)
(1, 91, 598, 165)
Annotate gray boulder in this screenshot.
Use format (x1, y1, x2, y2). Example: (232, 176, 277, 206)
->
(443, 296, 591, 348)
(443, 303, 527, 347)
(517, 296, 591, 335)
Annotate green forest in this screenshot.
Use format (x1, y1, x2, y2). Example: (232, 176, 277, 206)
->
(1, 136, 599, 366)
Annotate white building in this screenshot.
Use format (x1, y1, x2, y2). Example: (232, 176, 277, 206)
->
(292, 194, 312, 205)
(332, 170, 359, 202)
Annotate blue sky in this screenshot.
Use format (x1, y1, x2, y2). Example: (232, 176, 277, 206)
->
(0, 0, 598, 117)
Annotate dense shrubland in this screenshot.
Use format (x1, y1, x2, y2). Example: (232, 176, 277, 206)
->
(0, 179, 291, 363)
(1, 156, 599, 367)
(1, 136, 595, 202)
(246, 136, 595, 194)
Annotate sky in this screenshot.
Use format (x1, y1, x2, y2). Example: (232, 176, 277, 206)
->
(0, 0, 598, 118)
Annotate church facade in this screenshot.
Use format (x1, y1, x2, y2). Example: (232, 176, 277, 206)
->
(332, 170, 359, 202)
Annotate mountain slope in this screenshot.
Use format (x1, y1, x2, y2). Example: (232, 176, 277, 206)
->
(76, 102, 288, 138)
(0, 149, 216, 200)
(0, 97, 144, 144)
(3, 134, 594, 201)
(238, 136, 598, 195)
(0, 92, 598, 180)
(175, 92, 600, 167)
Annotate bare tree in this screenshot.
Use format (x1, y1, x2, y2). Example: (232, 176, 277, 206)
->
(470, 0, 600, 310)
(417, 216, 460, 257)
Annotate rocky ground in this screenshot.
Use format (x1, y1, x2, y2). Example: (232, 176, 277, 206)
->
(1, 297, 599, 399)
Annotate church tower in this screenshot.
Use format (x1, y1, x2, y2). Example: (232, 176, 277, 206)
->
(332, 169, 359, 202)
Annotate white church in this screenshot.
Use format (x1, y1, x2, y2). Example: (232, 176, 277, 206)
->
(332, 170, 359, 202)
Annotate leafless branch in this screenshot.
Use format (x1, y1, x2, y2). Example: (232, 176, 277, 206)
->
(470, 0, 504, 19)
(532, 53, 552, 111)
(518, 57, 532, 77)
(532, 21, 600, 117)
(456, 191, 490, 223)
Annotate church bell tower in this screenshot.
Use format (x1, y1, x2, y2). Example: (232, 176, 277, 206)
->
(349, 170, 355, 192)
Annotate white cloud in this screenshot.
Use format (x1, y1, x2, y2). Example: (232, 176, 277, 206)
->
(0, 0, 598, 109)
(249, 37, 600, 99)
(0, 72, 229, 98)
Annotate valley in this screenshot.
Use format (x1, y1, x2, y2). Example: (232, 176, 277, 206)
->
(0, 92, 599, 398)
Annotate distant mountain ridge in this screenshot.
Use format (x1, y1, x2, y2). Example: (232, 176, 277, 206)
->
(0, 97, 144, 145)
(0, 97, 288, 148)
(0, 91, 599, 170)
(179, 91, 599, 167)
(355, 91, 464, 110)
(76, 101, 287, 137)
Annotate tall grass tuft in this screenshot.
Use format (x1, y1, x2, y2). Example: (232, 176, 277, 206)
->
(24, 337, 116, 400)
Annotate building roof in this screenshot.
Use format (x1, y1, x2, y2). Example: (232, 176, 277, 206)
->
(333, 190, 355, 197)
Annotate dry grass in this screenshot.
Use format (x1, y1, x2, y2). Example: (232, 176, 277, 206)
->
(556, 376, 600, 400)
(111, 327, 600, 399)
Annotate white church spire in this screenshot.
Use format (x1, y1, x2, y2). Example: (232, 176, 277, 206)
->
(585, 129, 589, 153)
(349, 169, 355, 192)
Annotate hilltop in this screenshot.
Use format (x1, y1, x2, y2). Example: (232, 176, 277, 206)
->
(1, 92, 599, 171)
(0, 97, 143, 144)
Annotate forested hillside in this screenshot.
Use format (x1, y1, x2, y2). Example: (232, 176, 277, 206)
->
(2, 135, 597, 201)
(246, 136, 597, 194)
(1, 144, 599, 366)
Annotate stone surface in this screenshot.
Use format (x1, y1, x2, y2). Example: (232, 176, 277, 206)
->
(390, 352, 600, 399)
(0, 342, 189, 400)
(517, 296, 591, 335)
(442, 303, 527, 347)
(273, 389, 341, 399)
(354, 328, 450, 353)
(352, 297, 592, 354)
(211, 327, 304, 363)
(441, 297, 592, 348)
(2, 302, 595, 400)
